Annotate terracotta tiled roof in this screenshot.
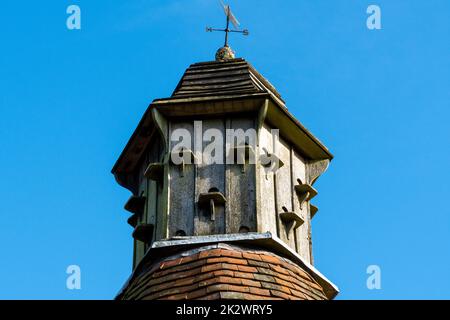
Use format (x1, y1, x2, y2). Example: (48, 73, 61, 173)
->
(119, 245, 328, 300)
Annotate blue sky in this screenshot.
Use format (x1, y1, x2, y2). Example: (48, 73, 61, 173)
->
(0, 0, 449, 299)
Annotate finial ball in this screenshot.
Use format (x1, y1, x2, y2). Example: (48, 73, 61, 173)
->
(215, 46, 235, 61)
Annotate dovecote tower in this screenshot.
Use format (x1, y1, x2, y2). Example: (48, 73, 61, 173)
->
(112, 46, 338, 300)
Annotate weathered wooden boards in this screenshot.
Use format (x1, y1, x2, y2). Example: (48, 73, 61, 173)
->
(292, 150, 310, 262)
(133, 135, 164, 267)
(195, 119, 226, 235)
(167, 118, 257, 237)
(257, 124, 313, 262)
(257, 124, 278, 237)
(168, 122, 196, 237)
(225, 118, 256, 234)
(172, 59, 262, 99)
(130, 116, 318, 267)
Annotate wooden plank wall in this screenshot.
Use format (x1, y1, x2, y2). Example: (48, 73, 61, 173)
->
(275, 138, 296, 248)
(195, 119, 226, 235)
(225, 117, 257, 234)
(134, 154, 149, 267)
(168, 122, 196, 237)
(257, 124, 278, 236)
(291, 150, 311, 262)
(257, 124, 312, 263)
(133, 118, 313, 265)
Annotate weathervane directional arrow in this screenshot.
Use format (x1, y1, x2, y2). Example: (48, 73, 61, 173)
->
(206, 0, 249, 47)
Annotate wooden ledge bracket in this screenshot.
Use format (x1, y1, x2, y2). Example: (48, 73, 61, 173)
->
(127, 214, 139, 228)
(124, 195, 146, 215)
(144, 163, 165, 182)
(294, 182, 318, 210)
(169, 148, 197, 177)
(260, 150, 285, 179)
(310, 205, 319, 219)
(132, 224, 154, 243)
(232, 144, 255, 173)
(279, 207, 304, 240)
(198, 192, 227, 221)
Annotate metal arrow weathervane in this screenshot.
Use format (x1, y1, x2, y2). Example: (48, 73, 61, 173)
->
(207, 0, 249, 47)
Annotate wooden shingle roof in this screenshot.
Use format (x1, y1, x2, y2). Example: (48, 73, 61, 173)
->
(170, 58, 284, 102)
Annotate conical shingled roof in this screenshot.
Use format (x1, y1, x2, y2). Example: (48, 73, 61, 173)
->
(170, 58, 284, 102)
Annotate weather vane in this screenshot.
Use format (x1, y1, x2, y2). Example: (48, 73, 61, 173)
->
(207, 1, 249, 60)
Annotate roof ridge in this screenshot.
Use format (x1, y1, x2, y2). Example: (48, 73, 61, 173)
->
(190, 58, 246, 67)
